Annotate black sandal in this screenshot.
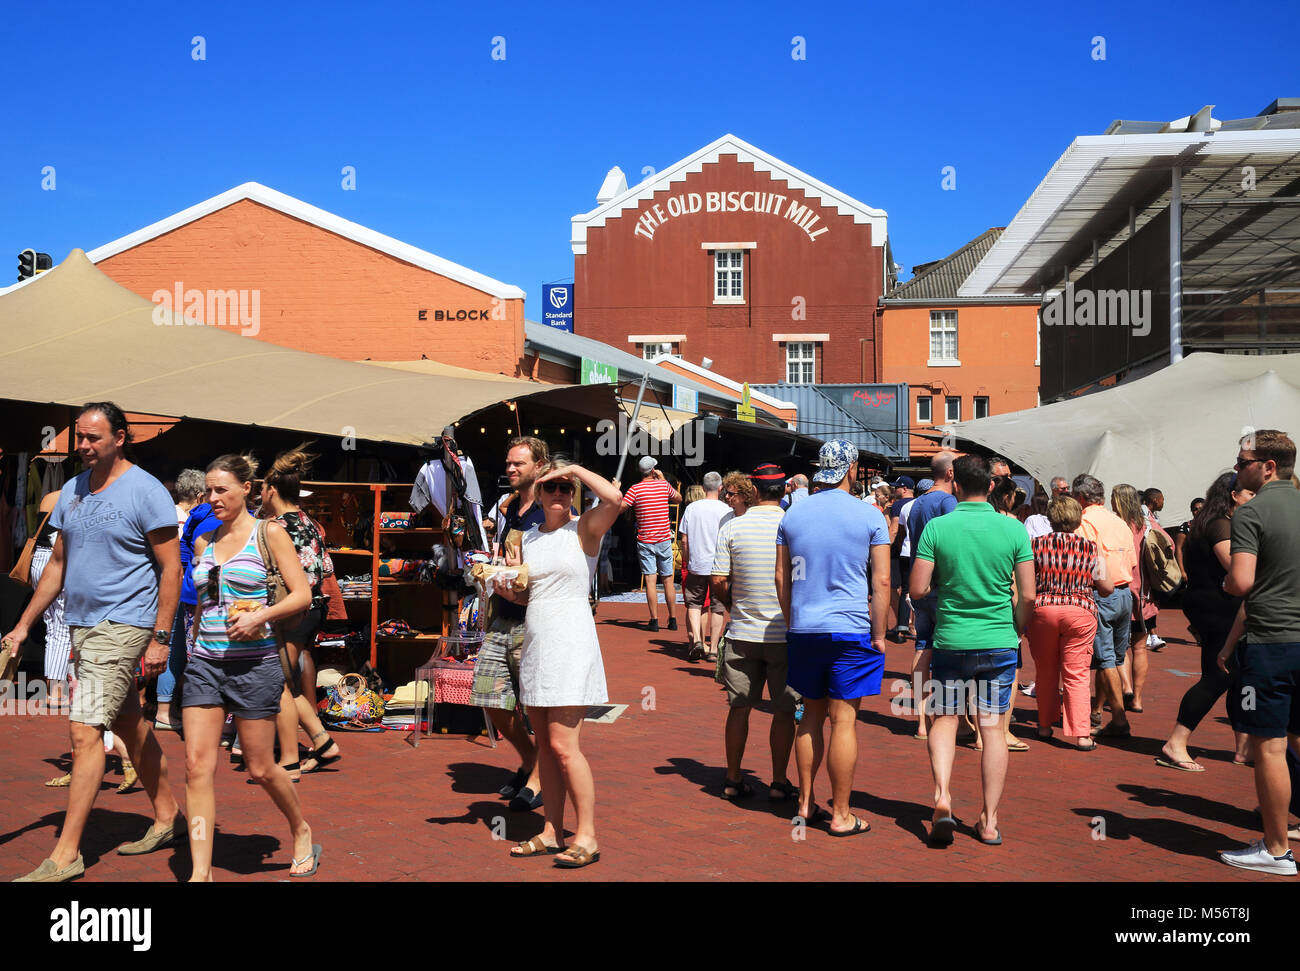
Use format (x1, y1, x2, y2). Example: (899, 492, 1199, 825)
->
(302, 736, 341, 773)
(722, 778, 753, 801)
(246, 761, 301, 784)
(768, 779, 798, 801)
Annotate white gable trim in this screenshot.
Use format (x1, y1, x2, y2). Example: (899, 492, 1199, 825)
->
(571, 134, 887, 255)
(87, 182, 526, 301)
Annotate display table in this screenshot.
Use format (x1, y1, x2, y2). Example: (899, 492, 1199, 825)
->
(409, 634, 495, 748)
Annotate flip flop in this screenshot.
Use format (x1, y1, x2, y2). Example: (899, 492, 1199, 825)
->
(1006, 739, 1030, 752)
(976, 827, 1003, 846)
(828, 815, 870, 838)
(1155, 756, 1204, 772)
(930, 815, 957, 846)
(290, 843, 322, 878)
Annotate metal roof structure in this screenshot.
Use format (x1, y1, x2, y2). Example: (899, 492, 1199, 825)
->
(959, 107, 1300, 300)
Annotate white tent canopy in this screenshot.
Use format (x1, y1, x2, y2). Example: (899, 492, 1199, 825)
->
(940, 353, 1300, 526)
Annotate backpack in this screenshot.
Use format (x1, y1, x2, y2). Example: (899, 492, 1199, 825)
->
(1142, 525, 1183, 603)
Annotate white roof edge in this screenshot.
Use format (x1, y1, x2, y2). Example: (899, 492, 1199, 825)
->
(86, 182, 527, 301)
(657, 356, 797, 410)
(959, 128, 1300, 297)
(570, 134, 888, 255)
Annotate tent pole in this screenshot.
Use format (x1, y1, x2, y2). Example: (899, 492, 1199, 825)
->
(614, 371, 650, 485)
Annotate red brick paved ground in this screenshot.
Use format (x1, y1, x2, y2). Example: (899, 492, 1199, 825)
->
(0, 605, 1288, 882)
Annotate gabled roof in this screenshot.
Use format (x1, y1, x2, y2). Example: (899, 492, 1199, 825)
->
(86, 182, 526, 300)
(570, 134, 887, 254)
(886, 228, 1029, 303)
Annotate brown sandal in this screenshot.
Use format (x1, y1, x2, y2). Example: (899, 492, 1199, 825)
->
(510, 835, 561, 858)
(553, 844, 600, 868)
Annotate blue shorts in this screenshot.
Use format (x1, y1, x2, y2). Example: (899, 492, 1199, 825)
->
(786, 632, 884, 701)
(913, 596, 937, 652)
(1091, 586, 1132, 670)
(929, 648, 1018, 716)
(1232, 641, 1300, 739)
(637, 539, 673, 576)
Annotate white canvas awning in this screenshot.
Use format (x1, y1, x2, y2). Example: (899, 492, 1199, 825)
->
(931, 352, 1300, 525)
(0, 251, 615, 447)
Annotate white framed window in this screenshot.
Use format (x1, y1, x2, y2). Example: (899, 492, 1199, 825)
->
(916, 395, 932, 424)
(929, 310, 959, 365)
(786, 342, 816, 383)
(945, 396, 961, 423)
(974, 396, 990, 420)
(714, 250, 744, 304)
(642, 342, 674, 361)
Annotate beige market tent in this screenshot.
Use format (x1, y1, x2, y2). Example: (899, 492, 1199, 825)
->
(0, 251, 613, 446)
(940, 352, 1300, 526)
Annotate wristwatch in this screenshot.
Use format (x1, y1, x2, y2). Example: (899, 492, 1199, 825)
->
(153, 629, 169, 645)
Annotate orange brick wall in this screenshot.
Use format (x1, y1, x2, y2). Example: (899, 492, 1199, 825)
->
(881, 303, 1039, 460)
(97, 200, 525, 375)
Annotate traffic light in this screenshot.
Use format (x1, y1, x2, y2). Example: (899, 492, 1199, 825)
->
(16, 249, 53, 282)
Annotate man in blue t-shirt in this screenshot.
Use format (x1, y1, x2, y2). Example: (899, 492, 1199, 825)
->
(4, 402, 183, 883)
(776, 440, 890, 838)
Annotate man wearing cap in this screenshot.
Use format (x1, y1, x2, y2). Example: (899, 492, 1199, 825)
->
(776, 440, 890, 836)
(712, 464, 800, 801)
(887, 477, 916, 642)
(622, 456, 682, 633)
(678, 471, 730, 661)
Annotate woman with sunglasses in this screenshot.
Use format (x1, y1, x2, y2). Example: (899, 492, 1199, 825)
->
(495, 458, 622, 868)
(183, 454, 320, 879)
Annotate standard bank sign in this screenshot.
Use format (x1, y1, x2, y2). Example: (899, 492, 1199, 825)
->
(542, 284, 574, 332)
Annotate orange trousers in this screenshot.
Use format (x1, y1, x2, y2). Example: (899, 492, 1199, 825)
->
(1027, 604, 1097, 738)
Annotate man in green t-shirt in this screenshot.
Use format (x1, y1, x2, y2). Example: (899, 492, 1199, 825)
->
(1220, 428, 1300, 876)
(910, 454, 1035, 848)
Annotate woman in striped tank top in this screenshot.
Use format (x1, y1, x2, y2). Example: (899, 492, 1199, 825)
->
(182, 454, 321, 880)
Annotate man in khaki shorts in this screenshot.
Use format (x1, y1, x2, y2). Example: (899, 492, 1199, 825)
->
(4, 402, 184, 882)
(711, 464, 800, 802)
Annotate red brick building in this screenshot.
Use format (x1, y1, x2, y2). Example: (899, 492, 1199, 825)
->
(571, 135, 893, 385)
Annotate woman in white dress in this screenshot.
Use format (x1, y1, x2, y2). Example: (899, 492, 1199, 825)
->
(495, 458, 621, 868)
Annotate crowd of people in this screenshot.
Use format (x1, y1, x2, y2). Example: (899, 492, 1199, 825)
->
(4, 400, 1299, 879)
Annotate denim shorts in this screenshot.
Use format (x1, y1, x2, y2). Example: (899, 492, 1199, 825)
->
(1091, 586, 1132, 670)
(637, 539, 674, 576)
(929, 648, 1018, 716)
(182, 653, 284, 720)
(1231, 641, 1300, 739)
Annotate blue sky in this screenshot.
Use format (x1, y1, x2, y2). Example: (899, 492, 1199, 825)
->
(3, 0, 1297, 319)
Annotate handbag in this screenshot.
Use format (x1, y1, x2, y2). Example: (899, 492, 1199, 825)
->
(8, 510, 52, 586)
(321, 672, 386, 725)
(254, 520, 307, 690)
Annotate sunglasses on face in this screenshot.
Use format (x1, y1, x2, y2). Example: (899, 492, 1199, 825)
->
(541, 481, 574, 495)
(1234, 456, 1262, 471)
(722, 490, 737, 499)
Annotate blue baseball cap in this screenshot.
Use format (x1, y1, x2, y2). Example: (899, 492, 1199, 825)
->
(893, 475, 916, 490)
(812, 440, 858, 485)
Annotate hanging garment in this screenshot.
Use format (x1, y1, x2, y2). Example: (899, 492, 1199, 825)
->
(12, 453, 28, 548)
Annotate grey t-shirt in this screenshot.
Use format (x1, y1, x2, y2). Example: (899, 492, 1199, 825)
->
(49, 465, 178, 629)
(1231, 479, 1300, 644)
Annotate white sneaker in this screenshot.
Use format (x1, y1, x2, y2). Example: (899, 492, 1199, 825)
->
(1147, 634, 1166, 650)
(1219, 840, 1297, 875)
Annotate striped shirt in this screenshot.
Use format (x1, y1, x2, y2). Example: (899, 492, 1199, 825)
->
(1032, 532, 1099, 615)
(192, 521, 278, 661)
(711, 505, 786, 643)
(623, 477, 675, 543)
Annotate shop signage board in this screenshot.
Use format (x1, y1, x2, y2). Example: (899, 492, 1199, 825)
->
(581, 357, 617, 385)
(673, 385, 698, 415)
(736, 383, 757, 423)
(542, 284, 574, 331)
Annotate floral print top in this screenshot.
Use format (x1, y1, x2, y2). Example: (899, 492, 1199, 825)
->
(273, 510, 333, 612)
